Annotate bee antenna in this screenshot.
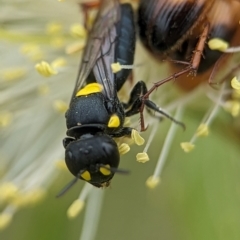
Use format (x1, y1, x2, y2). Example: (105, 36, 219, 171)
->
(56, 175, 79, 198)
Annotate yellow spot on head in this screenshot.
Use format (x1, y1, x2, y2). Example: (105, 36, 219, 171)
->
(231, 77, 240, 90)
(136, 152, 149, 163)
(52, 100, 68, 114)
(131, 129, 145, 146)
(118, 143, 130, 155)
(108, 114, 120, 128)
(146, 176, 160, 189)
(208, 38, 229, 51)
(0, 213, 12, 230)
(180, 142, 195, 153)
(81, 171, 91, 181)
(70, 24, 87, 39)
(35, 61, 57, 77)
(67, 199, 85, 219)
(100, 164, 111, 176)
(111, 62, 122, 73)
(76, 83, 103, 97)
(196, 124, 209, 137)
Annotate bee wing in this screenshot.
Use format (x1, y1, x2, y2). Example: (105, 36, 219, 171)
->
(72, 0, 120, 100)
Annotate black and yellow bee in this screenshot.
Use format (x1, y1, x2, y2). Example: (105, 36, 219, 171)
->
(60, 0, 184, 194)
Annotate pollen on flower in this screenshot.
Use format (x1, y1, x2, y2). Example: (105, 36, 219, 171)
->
(1, 68, 27, 81)
(146, 176, 160, 189)
(35, 61, 58, 77)
(224, 100, 240, 117)
(0, 112, 12, 128)
(208, 38, 229, 51)
(50, 37, 65, 48)
(131, 129, 145, 146)
(231, 77, 240, 90)
(70, 24, 87, 39)
(0, 213, 12, 230)
(233, 89, 240, 99)
(196, 124, 209, 137)
(0, 182, 18, 203)
(180, 142, 195, 153)
(46, 22, 63, 35)
(118, 143, 130, 155)
(52, 100, 68, 113)
(67, 199, 85, 219)
(136, 152, 149, 163)
(111, 62, 122, 73)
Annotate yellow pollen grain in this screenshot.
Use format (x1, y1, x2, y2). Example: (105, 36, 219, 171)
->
(0, 112, 12, 128)
(208, 38, 229, 51)
(131, 129, 145, 146)
(0, 182, 18, 202)
(70, 24, 87, 38)
(118, 143, 130, 155)
(51, 57, 67, 68)
(180, 142, 195, 153)
(65, 41, 86, 54)
(136, 152, 149, 163)
(196, 124, 209, 137)
(108, 114, 120, 128)
(231, 77, 240, 90)
(1, 68, 27, 81)
(0, 213, 12, 230)
(35, 61, 57, 77)
(224, 100, 240, 117)
(146, 176, 160, 189)
(111, 62, 122, 73)
(67, 199, 85, 219)
(55, 159, 68, 171)
(52, 100, 68, 114)
(46, 22, 63, 35)
(100, 165, 111, 176)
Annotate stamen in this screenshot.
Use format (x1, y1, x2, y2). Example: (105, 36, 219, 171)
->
(118, 143, 130, 155)
(131, 129, 145, 146)
(46, 22, 63, 35)
(35, 61, 58, 77)
(51, 57, 67, 68)
(231, 77, 240, 90)
(67, 183, 93, 219)
(1, 68, 27, 81)
(111, 62, 134, 73)
(180, 142, 195, 153)
(146, 107, 184, 189)
(208, 38, 229, 51)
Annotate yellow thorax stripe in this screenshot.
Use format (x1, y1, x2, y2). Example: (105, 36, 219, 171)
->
(76, 83, 103, 97)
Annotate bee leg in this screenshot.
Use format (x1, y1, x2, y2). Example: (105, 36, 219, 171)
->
(112, 127, 133, 138)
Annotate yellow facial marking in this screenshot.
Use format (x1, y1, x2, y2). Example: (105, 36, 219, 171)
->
(108, 114, 120, 128)
(80, 171, 91, 181)
(76, 83, 103, 97)
(100, 164, 111, 176)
